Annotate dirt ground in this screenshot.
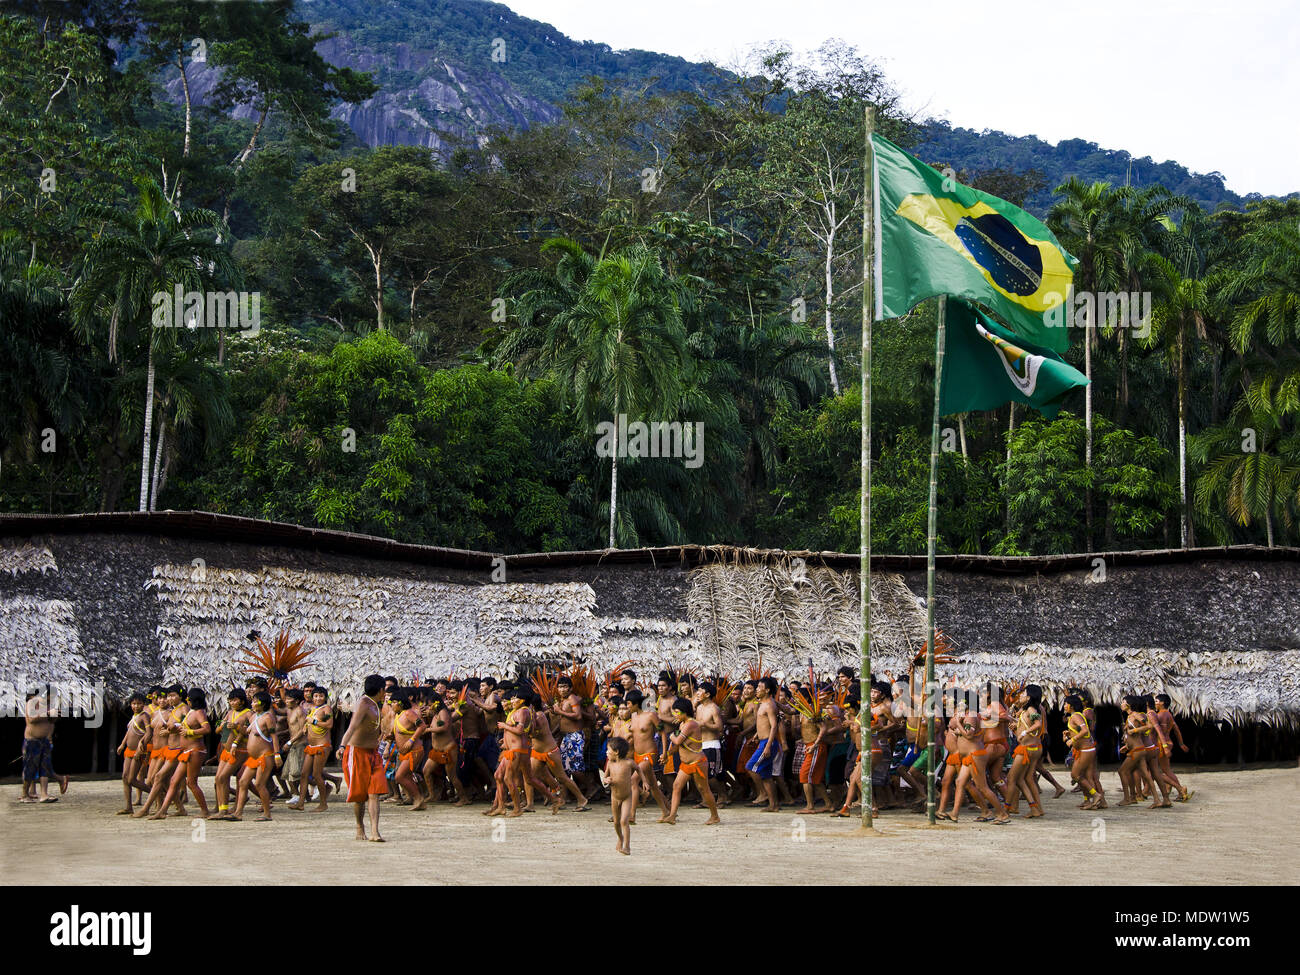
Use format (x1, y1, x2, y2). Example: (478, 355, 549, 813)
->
(3, 768, 1297, 885)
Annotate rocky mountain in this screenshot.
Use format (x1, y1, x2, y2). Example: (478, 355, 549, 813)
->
(165, 0, 1275, 209)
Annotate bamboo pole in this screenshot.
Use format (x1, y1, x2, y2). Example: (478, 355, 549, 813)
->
(925, 296, 948, 825)
(859, 105, 876, 829)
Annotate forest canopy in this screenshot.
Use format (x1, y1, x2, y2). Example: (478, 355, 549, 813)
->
(3, 2, 1299, 556)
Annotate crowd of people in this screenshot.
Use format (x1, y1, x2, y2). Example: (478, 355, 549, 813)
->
(87, 661, 1195, 850)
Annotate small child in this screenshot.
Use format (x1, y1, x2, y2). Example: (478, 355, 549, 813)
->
(606, 737, 642, 856)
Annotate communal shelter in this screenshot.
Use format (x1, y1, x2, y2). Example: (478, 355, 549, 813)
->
(2, 512, 1298, 772)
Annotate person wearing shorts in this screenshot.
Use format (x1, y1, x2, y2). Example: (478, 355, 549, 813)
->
(337, 675, 389, 841)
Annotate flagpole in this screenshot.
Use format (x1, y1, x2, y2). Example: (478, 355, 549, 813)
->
(924, 295, 947, 825)
(859, 104, 876, 830)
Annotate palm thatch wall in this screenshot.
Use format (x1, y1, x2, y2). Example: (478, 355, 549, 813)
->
(686, 559, 926, 676)
(1, 514, 1299, 725)
(0, 541, 57, 576)
(0, 597, 92, 707)
(148, 564, 605, 701)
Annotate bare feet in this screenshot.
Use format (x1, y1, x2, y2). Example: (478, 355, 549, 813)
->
(368, 834, 386, 842)
(705, 813, 720, 825)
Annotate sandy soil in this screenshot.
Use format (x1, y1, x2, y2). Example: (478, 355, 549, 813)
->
(3, 768, 1297, 885)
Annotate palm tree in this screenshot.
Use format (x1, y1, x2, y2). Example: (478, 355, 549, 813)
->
(1111, 185, 1190, 425)
(704, 294, 827, 511)
(1048, 178, 1130, 546)
(71, 178, 234, 510)
(1197, 202, 1300, 546)
(1144, 253, 1219, 547)
(1191, 404, 1294, 547)
(1225, 211, 1300, 377)
(144, 340, 234, 509)
(502, 239, 690, 547)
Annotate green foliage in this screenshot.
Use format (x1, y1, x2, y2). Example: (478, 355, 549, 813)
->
(997, 413, 1176, 554)
(181, 332, 576, 550)
(920, 120, 1250, 216)
(3, 2, 1297, 555)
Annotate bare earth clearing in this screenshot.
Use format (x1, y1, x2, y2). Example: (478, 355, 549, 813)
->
(3, 768, 1296, 885)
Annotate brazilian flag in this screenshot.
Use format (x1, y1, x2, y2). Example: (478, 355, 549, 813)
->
(941, 299, 1088, 418)
(873, 134, 1077, 353)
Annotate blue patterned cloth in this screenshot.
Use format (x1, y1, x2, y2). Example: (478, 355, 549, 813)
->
(560, 731, 585, 773)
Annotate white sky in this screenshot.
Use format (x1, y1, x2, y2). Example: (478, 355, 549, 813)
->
(506, 0, 1299, 197)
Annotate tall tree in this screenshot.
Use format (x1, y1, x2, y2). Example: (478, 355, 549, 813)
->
(206, 0, 375, 225)
(502, 239, 690, 547)
(1048, 178, 1130, 547)
(71, 178, 234, 510)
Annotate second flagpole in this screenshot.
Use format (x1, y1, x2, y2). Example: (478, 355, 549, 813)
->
(924, 295, 947, 825)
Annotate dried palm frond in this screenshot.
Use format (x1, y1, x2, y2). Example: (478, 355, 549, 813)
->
(240, 629, 313, 679)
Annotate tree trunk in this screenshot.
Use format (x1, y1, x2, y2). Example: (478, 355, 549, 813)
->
(1117, 325, 1129, 428)
(957, 414, 968, 463)
(138, 344, 156, 512)
(221, 105, 269, 227)
(608, 448, 619, 549)
(1178, 320, 1188, 548)
(149, 418, 167, 512)
(173, 49, 193, 203)
(1266, 505, 1274, 548)
(1084, 304, 1094, 549)
(1005, 403, 1016, 533)
(374, 254, 385, 331)
(824, 224, 840, 395)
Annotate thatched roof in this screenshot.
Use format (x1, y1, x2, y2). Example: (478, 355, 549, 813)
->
(924, 644, 1300, 726)
(0, 540, 58, 576)
(147, 564, 606, 701)
(0, 596, 91, 693)
(2, 513, 1299, 721)
(686, 556, 927, 677)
